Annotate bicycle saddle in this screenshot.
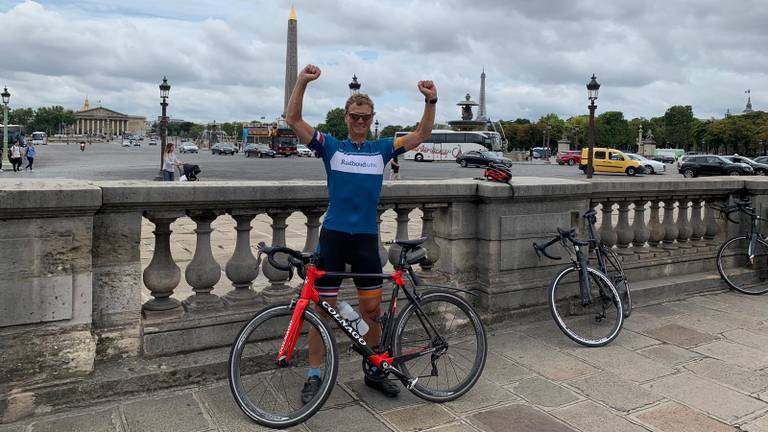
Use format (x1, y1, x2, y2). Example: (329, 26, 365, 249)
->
(583, 209, 597, 219)
(394, 237, 427, 249)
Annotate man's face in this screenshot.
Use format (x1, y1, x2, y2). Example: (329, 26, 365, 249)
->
(345, 103, 374, 137)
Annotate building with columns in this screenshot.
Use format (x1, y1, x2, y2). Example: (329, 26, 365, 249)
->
(74, 97, 147, 137)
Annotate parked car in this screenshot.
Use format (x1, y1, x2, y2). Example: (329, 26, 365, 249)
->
(456, 150, 513, 168)
(296, 144, 314, 157)
(179, 142, 199, 154)
(531, 147, 547, 159)
(121, 140, 131, 147)
(754, 156, 768, 164)
(624, 152, 666, 174)
(555, 150, 581, 166)
(244, 143, 276, 158)
(132, 140, 140, 147)
(148, 140, 158, 146)
(211, 143, 238, 155)
(679, 155, 754, 177)
(579, 147, 643, 176)
(723, 155, 768, 175)
(652, 148, 685, 164)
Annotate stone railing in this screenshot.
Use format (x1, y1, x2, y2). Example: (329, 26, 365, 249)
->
(4, 176, 768, 403)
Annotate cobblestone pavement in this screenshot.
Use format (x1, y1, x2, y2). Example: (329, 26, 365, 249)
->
(6, 290, 768, 431)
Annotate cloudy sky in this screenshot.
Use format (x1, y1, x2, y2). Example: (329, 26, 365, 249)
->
(2, 0, 766, 127)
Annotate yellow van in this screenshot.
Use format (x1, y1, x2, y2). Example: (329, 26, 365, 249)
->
(579, 147, 642, 176)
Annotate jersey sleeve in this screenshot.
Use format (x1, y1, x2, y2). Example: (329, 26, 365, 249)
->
(307, 131, 326, 158)
(392, 137, 407, 157)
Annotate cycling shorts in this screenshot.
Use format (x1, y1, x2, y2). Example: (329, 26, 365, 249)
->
(315, 228, 383, 299)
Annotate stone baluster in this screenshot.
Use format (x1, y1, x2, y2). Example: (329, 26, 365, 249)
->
(599, 201, 617, 248)
(647, 200, 665, 249)
(142, 211, 184, 314)
(631, 199, 650, 253)
(418, 205, 442, 272)
(183, 211, 224, 311)
(377, 208, 389, 267)
(661, 199, 679, 249)
(704, 198, 724, 245)
(223, 210, 262, 307)
(690, 198, 707, 247)
(261, 209, 293, 304)
(302, 208, 325, 253)
(615, 201, 634, 255)
(676, 198, 694, 249)
(388, 207, 413, 267)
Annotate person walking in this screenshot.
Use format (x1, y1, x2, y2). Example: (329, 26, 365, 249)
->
(24, 143, 35, 171)
(285, 63, 437, 404)
(9, 141, 21, 172)
(529, 147, 534, 161)
(389, 155, 401, 180)
(162, 143, 182, 181)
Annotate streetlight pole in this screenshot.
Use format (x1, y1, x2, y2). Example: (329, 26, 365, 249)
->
(586, 74, 600, 179)
(1, 87, 10, 172)
(572, 125, 580, 151)
(374, 119, 379, 140)
(157, 77, 171, 180)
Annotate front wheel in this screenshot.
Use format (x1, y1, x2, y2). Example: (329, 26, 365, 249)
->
(683, 169, 695, 178)
(392, 291, 487, 402)
(729, 171, 741, 176)
(415, 153, 424, 162)
(567, 159, 575, 166)
(549, 266, 623, 347)
(626, 167, 637, 176)
(228, 304, 339, 429)
(460, 159, 468, 167)
(645, 165, 655, 174)
(716, 236, 768, 295)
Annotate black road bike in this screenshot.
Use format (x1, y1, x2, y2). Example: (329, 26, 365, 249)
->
(714, 198, 768, 295)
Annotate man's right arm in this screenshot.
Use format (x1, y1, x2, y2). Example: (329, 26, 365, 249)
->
(285, 64, 322, 145)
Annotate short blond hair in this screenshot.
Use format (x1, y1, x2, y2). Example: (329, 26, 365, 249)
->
(345, 93, 375, 113)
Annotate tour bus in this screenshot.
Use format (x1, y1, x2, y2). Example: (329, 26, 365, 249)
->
(31, 131, 48, 145)
(0, 125, 22, 144)
(399, 130, 503, 162)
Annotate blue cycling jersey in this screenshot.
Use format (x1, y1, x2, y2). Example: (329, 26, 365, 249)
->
(308, 131, 405, 234)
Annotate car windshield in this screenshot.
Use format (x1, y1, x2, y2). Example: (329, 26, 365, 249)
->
(626, 154, 646, 161)
(481, 151, 496, 158)
(258, 144, 270, 149)
(716, 156, 734, 164)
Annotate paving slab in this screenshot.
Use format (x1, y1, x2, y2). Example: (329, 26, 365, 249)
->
(122, 393, 212, 432)
(683, 358, 768, 395)
(637, 343, 702, 366)
(490, 332, 597, 381)
(643, 372, 767, 423)
(0, 425, 23, 432)
(694, 340, 768, 370)
(468, 404, 577, 432)
(722, 328, 768, 352)
(512, 322, 581, 350)
(480, 351, 535, 385)
(668, 309, 761, 335)
(742, 411, 768, 432)
(567, 372, 663, 412)
(28, 408, 123, 432)
(427, 422, 481, 432)
(344, 380, 423, 413)
(567, 345, 675, 383)
(508, 377, 579, 409)
(641, 323, 718, 348)
(634, 401, 737, 432)
(612, 329, 661, 351)
(552, 400, 650, 432)
(304, 404, 391, 432)
(381, 404, 456, 432)
(443, 378, 516, 415)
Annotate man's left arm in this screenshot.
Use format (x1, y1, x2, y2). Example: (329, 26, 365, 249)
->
(395, 80, 438, 153)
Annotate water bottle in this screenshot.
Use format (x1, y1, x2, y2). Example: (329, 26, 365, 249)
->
(336, 301, 369, 336)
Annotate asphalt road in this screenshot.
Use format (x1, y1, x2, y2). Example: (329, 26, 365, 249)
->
(13, 140, 679, 182)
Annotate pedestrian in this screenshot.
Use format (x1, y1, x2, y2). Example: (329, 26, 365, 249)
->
(162, 143, 182, 181)
(285, 63, 437, 404)
(389, 155, 401, 180)
(529, 147, 533, 161)
(24, 143, 35, 171)
(9, 140, 22, 172)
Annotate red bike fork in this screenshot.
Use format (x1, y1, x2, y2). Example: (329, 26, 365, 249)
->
(276, 298, 309, 365)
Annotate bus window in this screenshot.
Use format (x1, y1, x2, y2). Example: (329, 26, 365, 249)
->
(445, 133, 465, 143)
(464, 133, 484, 145)
(428, 133, 445, 143)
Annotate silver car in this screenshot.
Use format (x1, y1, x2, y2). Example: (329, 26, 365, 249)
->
(625, 153, 666, 174)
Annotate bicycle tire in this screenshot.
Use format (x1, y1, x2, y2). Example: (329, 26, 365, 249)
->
(392, 290, 487, 402)
(598, 246, 633, 318)
(228, 304, 339, 429)
(549, 265, 624, 347)
(716, 236, 768, 295)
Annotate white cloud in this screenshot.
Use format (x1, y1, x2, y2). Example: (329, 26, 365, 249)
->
(1, 0, 766, 127)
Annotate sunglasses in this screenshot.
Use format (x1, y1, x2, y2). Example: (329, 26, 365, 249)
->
(347, 112, 374, 122)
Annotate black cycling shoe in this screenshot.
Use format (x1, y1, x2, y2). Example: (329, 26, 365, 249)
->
(364, 375, 400, 397)
(301, 376, 322, 405)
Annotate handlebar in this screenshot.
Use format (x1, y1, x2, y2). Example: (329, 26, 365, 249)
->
(710, 198, 757, 224)
(532, 227, 590, 261)
(257, 242, 309, 278)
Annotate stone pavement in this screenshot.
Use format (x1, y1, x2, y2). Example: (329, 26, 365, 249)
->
(6, 290, 768, 431)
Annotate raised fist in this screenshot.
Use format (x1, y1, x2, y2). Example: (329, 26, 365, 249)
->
(299, 64, 321, 82)
(418, 80, 437, 99)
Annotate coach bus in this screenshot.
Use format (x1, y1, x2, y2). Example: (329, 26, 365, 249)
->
(399, 130, 503, 162)
(242, 122, 298, 156)
(0, 125, 23, 144)
(31, 131, 48, 145)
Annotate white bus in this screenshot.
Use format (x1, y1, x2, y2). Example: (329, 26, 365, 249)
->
(398, 130, 503, 162)
(31, 131, 47, 145)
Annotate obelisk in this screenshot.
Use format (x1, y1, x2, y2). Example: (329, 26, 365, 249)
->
(283, 6, 298, 117)
(476, 67, 487, 121)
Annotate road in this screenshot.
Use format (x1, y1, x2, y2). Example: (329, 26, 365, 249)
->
(14, 140, 679, 181)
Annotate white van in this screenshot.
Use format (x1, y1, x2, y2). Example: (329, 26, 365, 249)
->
(31, 131, 47, 145)
(398, 130, 501, 162)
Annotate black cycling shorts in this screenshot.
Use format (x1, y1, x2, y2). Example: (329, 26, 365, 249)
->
(315, 228, 383, 298)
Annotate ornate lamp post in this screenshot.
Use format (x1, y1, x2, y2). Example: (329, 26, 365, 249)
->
(586, 74, 600, 178)
(157, 77, 171, 179)
(374, 119, 380, 140)
(1, 87, 9, 172)
(572, 125, 580, 151)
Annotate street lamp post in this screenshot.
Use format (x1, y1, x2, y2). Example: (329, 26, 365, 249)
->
(572, 125, 580, 151)
(157, 77, 171, 179)
(586, 74, 600, 179)
(1, 87, 10, 172)
(374, 119, 379, 140)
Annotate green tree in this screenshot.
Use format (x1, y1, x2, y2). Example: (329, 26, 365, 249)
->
(596, 111, 633, 150)
(316, 108, 347, 139)
(29, 106, 76, 135)
(663, 105, 694, 149)
(9, 107, 34, 128)
(379, 125, 403, 138)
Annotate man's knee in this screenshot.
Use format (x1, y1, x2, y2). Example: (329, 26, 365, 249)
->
(358, 298, 381, 320)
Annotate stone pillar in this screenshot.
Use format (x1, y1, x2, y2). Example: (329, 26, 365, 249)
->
(418, 205, 442, 271)
(647, 200, 665, 249)
(661, 199, 679, 249)
(223, 211, 262, 307)
(631, 200, 650, 253)
(388, 206, 413, 267)
(676, 198, 693, 248)
(599, 201, 617, 248)
(261, 210, 293, 303)
(182, 211, 224, 311)
(704, 198, 723, 245)
(302, 208, 324, 253)
(377, 208, 389, 267)
(690, 198, 707, 247)
(142, 211, 184, 314)
(615, 201, 634, 254)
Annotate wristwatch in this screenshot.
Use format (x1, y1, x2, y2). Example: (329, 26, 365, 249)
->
(425, 97, 438, 104)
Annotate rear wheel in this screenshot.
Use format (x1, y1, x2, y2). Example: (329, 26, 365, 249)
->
(392, 291, 487, 402)
(228, 305, 338, 428)
(716, 236, 768, 295)
(415, 153, 424, 162)
(567, 159, 575, 166)
(645, 165, 655, 174)
(730, 171, 741, 176)
(626, 167, 637, 176)
(597, 246, 632, 318)
(683, 169, 695, 178)
(460, 160, 468, 167)
(549, 266, 623, 347)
